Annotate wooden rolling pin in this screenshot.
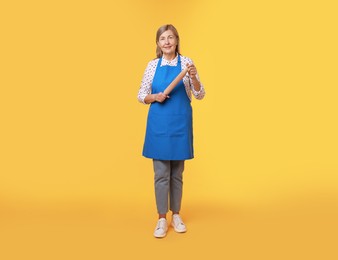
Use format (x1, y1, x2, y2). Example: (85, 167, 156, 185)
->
(163, 67, 189, 95)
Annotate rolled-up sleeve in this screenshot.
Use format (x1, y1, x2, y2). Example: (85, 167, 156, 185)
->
(137, 60, 157, 104)
(190, 74, 205, 100)
(182, 57, 206, 100)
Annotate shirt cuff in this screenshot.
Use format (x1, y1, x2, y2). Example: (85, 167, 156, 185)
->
(138, 93, 149, 104)
(190, 82, 205, 99)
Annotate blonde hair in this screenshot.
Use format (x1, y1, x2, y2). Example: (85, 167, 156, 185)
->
(155, 24, 181, 58)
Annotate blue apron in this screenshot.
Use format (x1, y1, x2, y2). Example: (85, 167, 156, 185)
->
(143, 55, 194, 160)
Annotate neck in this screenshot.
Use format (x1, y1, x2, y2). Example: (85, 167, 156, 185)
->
(163, 53, 176, 61)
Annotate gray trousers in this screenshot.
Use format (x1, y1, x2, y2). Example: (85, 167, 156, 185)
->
(153, 159, 185, 214)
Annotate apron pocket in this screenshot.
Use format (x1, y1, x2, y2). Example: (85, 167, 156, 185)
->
(148, 113, 168, 137)
(168, 114, 190, 137)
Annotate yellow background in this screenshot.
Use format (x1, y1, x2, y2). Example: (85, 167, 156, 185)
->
(1, 0, 337, 259)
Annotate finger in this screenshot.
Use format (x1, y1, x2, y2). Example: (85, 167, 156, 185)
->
(159, 93, 168, 100)
(186, 63, 191, 73)
(187, 63, 195, 71)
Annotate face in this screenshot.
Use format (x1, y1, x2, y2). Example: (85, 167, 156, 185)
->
(157, 30, 178, 57)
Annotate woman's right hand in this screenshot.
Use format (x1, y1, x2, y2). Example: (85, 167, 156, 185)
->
(154, 92, 169, 103)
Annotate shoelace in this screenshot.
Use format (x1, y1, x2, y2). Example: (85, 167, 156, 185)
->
(173, 215, 184, 226)
(156, 219, 167, 230)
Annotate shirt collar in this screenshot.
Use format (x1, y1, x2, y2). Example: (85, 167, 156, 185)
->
(161, 54, 178, 66)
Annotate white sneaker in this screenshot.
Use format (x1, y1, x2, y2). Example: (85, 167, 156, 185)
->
(153, 218, 168, 238)
(171, 214, 187, 233)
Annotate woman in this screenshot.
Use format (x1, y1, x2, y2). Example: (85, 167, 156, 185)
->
(138, 24, 205, 238)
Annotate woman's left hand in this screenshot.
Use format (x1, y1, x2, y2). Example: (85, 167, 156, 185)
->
(187, 63, 197, 79)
